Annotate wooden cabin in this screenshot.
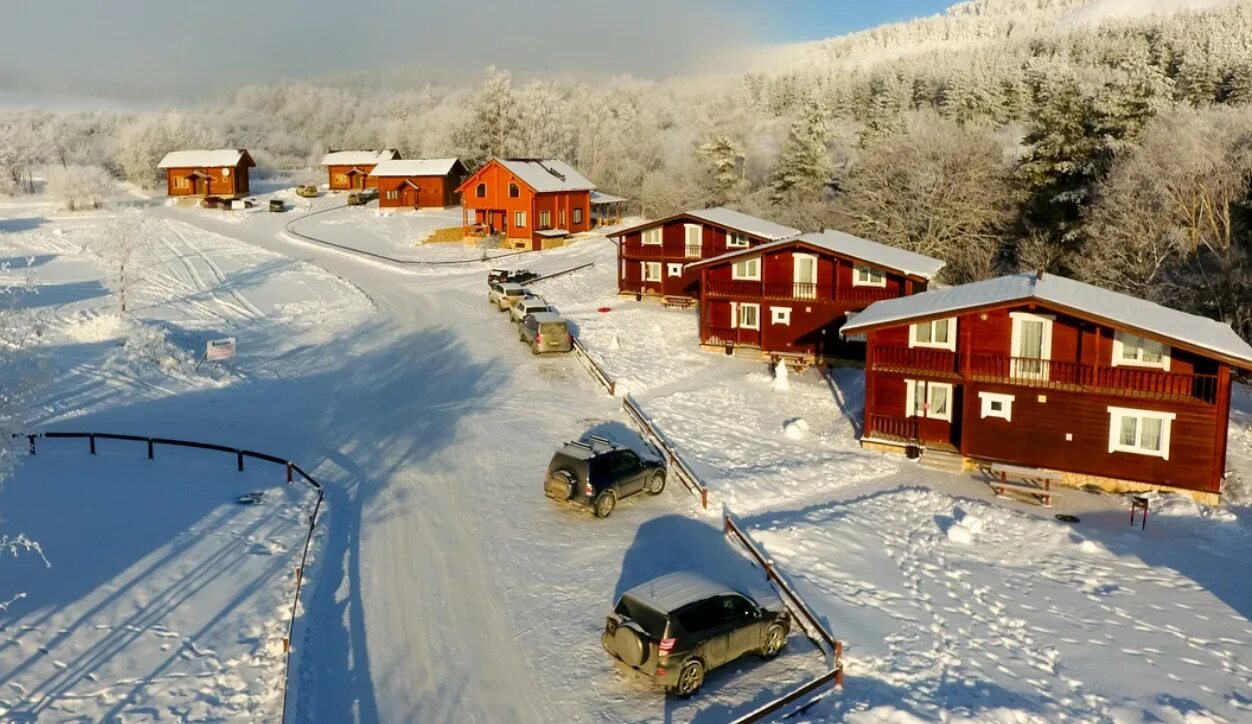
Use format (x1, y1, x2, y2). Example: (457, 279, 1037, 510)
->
(686, 230, 944, 364)
(843, 272, 1252, 504)
(158, 149, 255, 199)
(457, 159, 596, 250)
(614, 209, 800, 305)
(321, 149, 400, 190)
(369, 158, 467, 209)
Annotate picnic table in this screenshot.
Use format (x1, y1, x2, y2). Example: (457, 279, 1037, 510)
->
(986, 462, 1064, 507)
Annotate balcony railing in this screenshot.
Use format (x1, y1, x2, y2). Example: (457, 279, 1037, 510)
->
(685, 244, 703, 258)
(869, 349, 1219, 404)
(704, 280, 833, 301)
(866, 414, 919, 443)
(703, 326, 737, 346)
(841, 285, 898, 304)
(620, 245, 670, 259)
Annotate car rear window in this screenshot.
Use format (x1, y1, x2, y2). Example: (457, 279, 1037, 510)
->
(615, 596, 667, 639)
(539, 322, 567, 336)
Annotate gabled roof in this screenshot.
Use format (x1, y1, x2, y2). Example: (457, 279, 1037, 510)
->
(613, 207, 800, 242)
(321, 149, 400, 166)
(157, 149, 253, 169)
(686, 229, 946, 281)
(842, 272, 1252, 369)
(498, 159, 596, 192)
(590, 191, 628, 204)
(368, 158, 462, 177)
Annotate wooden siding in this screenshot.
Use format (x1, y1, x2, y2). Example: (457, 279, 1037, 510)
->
(460, 160, 590, 248)
(376, 175, 459, 209)
(165, 165, 250, 198)
(327, 164, 378, 191)
(618, 217, 772, 299)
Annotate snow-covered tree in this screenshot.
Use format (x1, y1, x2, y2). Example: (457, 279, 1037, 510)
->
(454, 67, 521, 169)
(696, 134, 747, 206)
(44, 164, 115, 211)
(769, 102, 833, 206)
(81, 212, 152, 313)
(0, 114, 49, 194)
(112, 112, 217, 189)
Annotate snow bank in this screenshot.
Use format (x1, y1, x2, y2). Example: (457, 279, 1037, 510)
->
(783, 417, 809, 440)
(945, 523, 973, 544)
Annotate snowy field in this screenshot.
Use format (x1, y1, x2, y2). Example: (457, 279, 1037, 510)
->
(3, 192, 1252, 723)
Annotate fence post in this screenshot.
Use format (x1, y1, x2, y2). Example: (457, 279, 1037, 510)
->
(237, 450, 244, 472)
(286, 462, 293, 484)
(147, 439, 154, 460)
(27, 435, 35, 455)
(701, 487, 708, 510)
(90, 434, 96, 455)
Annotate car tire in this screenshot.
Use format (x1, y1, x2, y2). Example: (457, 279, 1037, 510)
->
(668, 659, 705, 698)
(760, 623, 787, 659)
(593, 491, 616, 518)
(645, 471, 666, 496)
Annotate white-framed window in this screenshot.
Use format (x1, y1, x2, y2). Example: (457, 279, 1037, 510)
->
(514, 211, 526, 228)
(643, 261, 661, 282)
(573, 207, 583, 224)
(978, 391, 1014, 421)
(684, 223, 703, 257)
(736, 302, 760, 330)
(1010, 312, 1054, 380)
(732, 257, 761, 281)
(905, 380, 953, 422)
(794, 253, 818, 299)
(770, 306, 792, 326)
(1107, 406, 1175, 460)
(853, 264, 886, 287)
(667, 263, 683, 277)
(909, 318, 956, 351)
(385, 190, 400, 200)
(539, 210, 551, 228)
(727, 232, 750, 248)
(174, 176, 189, 188)
(641, 227, 663, 245)
(1112, 331, 1171, 371)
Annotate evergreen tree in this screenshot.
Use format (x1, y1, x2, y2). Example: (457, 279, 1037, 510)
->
(770, 103, 833, 205)
(455, 67, 520, 169)
(695, 134, 746, 206)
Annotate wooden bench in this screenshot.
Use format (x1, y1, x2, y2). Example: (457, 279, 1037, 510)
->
(986, 463, 1064, 508)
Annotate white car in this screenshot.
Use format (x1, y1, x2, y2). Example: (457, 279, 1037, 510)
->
(510, 296, 553, 323)
(492, 282, 530, 311)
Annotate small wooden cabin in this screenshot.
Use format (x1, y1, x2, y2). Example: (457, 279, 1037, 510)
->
(321, 149, 400, 190)
(843, 272, 1252, 504)
(457, 159, 596, 250)
(614, 209, 800, 303)
(158, 149, 255, 199)
(686, 230, 944, 363)
(369, 159, 467, 209)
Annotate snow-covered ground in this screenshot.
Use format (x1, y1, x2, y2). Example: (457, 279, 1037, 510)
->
(3, 190, 1252, 723)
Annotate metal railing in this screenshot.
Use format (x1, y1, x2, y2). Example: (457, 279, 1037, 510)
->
(23, 432, 324, 724)
(968, 354, 1219, 403)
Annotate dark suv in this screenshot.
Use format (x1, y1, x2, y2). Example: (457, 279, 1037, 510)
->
(487, 268, 538, 286)
(544, 436, 666, 518)
(602, 572, 791, 697)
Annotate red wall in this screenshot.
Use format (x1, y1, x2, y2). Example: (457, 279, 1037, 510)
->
(617, 217, 775, 298)
(461, 160, 590, 245)
(377, 175, 456, 208)
(327, 164, 377, 190)
(166, 166, 249, 198)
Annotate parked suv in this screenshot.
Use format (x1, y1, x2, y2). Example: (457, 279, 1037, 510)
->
(488, 268, 539, 286)
(545, 436, 665, 518)
(519, 312, 572, 354)
(510, 296, 554, 323)
(603, 572, 791, 697)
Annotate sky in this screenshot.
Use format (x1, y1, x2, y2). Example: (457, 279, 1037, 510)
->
(0, 1, 959, 98)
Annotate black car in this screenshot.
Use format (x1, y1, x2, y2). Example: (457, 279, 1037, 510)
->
(602, 572, 791, 697)
(544, 436, 665, 518)
(487, 267, 539, 286)
(268, 198, 285, 212)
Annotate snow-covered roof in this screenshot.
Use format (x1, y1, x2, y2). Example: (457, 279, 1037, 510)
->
(685, 208, 801, 240)
(590, 191, 628, 204)
(621, 572, 738, 612)
(536, 228, 570, 238)
(320, 149, 399, 166)
(368, 158, 461, 177)
(687, 228, 945, 280)
(498, 159, 596, 192)
(842, 272, 1252, 367)
(157, 149, 250, 169)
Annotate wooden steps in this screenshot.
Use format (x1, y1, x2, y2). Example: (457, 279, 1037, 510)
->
(919, 448, 966, 474)
(662, 296, 696, 309)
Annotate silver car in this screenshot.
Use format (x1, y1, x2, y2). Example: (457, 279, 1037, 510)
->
(510, 296, 554, 323)
(518, 312, 572, 354)
(491, 282, 529, 311)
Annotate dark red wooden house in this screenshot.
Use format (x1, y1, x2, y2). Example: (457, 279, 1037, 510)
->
(686, 230, 945, 363)
(158, 149, 255, 199)
(614, 208, 800, 304)
(321, 149, 400, 190)
(458, 158, 596, 250)
(369, 158, 467, 209)
(843, 272, 1252, 503)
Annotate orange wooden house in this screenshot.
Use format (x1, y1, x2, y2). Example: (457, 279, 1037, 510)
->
(158, 149, 255, 199)
(458, 158, 596, 250)
(368, 158, 467, 209)
(321, 149, 400, 190)
(843, 272, 1252, 503)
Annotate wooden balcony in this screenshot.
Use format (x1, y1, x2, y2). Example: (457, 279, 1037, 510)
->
(703, 326, 737, 346)
(866, 414, 919, 443)
(703, 280, 898, 304)
(620, 244, 674, 260)
(869, 348, 1219, 404)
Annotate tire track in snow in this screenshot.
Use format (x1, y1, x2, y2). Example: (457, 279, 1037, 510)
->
(155, 220, 261, 323)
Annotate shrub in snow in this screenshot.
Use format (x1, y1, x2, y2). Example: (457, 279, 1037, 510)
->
(772, 360, 790, 392)
(44, 164, 115, 211)
(945, 523, 973, 544)
(783, 417, 809, 440)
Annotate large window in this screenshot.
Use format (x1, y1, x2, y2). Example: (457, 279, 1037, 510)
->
(174, 176, 189, 188)
(731, 257, 761, 281)
(853, 265, 886, 287)
(643, 261, 662, 282)
(1113, 331, 1170, 371)
(726, 232, 750, 248)
(573, 207, 583, 224)
(905, 380, 953, 422)
(1010, 312, 1054, 380)
(1107, 406, 1175, 460)
(385, 190, 400, 200)
(641, 227, 662, 245)
(732, 302, 760, 330)
(909, 318, 956, 351)
(508, 183, 520, 198)
(514, 211, 526, 229)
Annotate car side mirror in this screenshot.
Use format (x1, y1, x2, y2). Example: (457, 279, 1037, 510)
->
(753, 608, 762, 619)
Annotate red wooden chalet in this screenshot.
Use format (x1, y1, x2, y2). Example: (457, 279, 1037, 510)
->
(843, 272, 1252, 503)
(614, 208, 800, 305)
(158, 149, 255, 199)
(321, 149, 400, 191)
(686, 230, 945, 364)
(458, 158, 596, 250)
(369, 158, 467, 209)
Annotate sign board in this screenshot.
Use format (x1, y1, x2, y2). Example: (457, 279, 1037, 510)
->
(206, 337, 237, 361)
